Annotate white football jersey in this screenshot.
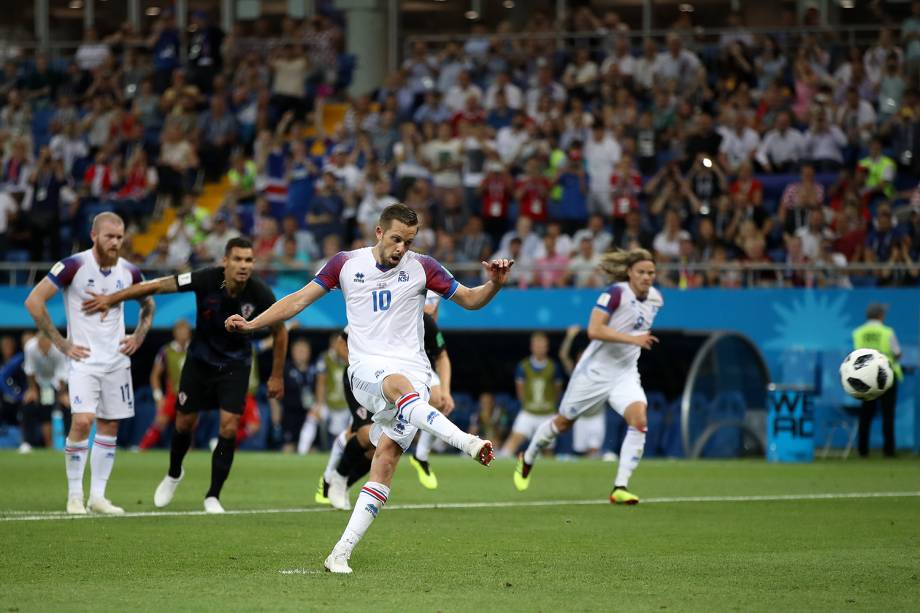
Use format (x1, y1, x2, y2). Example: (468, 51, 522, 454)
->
(46, 249, 143, 373)
(573, 282, 663, 378)
(23, 337, 68, 390)
(314, 248, 459, 378)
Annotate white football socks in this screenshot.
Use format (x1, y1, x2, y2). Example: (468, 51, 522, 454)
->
(523, 419, 559, 465)
(395, 392, 474, 452)
(89, 434, 118, 499)
(414, 431, 434, 462)
(298, 415, 319, 455)
(323, 431, 348, 482)
(64, 437, 89, 499)
(336, 481, 390, 554)
(614, 427, 646, 489)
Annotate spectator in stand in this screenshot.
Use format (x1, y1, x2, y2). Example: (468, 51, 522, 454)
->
(686, 154, 728, 217)
(253, 215, 280, 267)
(457, 215, 492, 265)
(187, 11, 224, 94)
(864, 202, 905, 286)
(756, 111, 805, 173)
(1, 137, 32, 194)
(859, 137, 897, 201)
(614, 208, 654, 251)
(147, 10, 181, 93)
(48, 120, 87, 179)
(445, 70, 482, 114)
(478, 157, 514, 244)
(424, 121, 462, 199)
(562, 48, 600, 102)
(499, 215, 543, 264)
(684, 113, 722, 171)
(572, 213, 613, 255)
(202, 212, 241, 262)
(552, 151, 589, 234)
(20, 53, 62, 109)
(25, 147, 67, 262)
(796, 208, 834, 261)
(525, 64, 566, 118)
(269, 45, 310, 120)
(782, 235, 813, 288)
(779, 163, 825, 237)
(834, 204, 867, 262)
(157, 122, 198, 208)
(357, 177, 398, 240)
(865, 28, 902, 86)
(532, 234, 569, 288)
(306, 171, 345, 243)
(75, 27, 112, 73)
(515, 156, 552, 224)
(718, 112, 760, 174)
(836, 87, 878, 151)
(564, 236, 603, 288)
(485, 71, 522, 111)
(905, 1, 920, 86)
(413, 90, 452, 125)
(740, 233, 779, 287)
(609, 155, 641, 231)
(198, 96, 238, 181)
(114, 148, 158, 225)
(494, 111, 529, 167)
(584, 121, 621, 215)
(654, 32, 705, 96)
(803, 110, 847, 172)
(653, 209, 691, 262)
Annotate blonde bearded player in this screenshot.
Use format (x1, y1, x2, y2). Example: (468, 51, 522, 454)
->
(513, 248, 662, 505)
(25, 212, 155, 514)
(225, 204, 513, 574)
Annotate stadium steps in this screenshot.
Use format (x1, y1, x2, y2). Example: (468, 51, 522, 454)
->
(133, 178, 231, 257)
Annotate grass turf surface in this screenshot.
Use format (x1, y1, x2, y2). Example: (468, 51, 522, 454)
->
(1, 450, 918, 612)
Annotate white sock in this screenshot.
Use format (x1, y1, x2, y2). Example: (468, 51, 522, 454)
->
(64, 437, 89, 499)
(395, 392, 475, 452)
(298, 415, 319, 455)
(523, 419, 559, 465)
(414, 431, 434, 462)
(89, 434, 118, 499)
(323, 431, 348, 482)
(335, 481, 390, 554)
(614, 427, 646, 489)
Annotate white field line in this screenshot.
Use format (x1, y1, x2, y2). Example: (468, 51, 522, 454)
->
(1, 490, 919, 523)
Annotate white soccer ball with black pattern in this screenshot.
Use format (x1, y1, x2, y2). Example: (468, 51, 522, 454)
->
(839, 349, 894, 401)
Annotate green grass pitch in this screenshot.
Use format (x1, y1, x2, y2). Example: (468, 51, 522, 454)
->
(1, 450, 918, 612)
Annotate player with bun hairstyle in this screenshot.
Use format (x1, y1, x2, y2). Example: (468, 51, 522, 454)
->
(513, 248, 663, 504)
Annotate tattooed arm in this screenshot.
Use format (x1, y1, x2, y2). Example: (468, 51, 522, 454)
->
(24, 278, 90, 361)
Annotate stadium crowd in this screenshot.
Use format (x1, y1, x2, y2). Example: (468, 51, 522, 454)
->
(0, 3, 919, 293)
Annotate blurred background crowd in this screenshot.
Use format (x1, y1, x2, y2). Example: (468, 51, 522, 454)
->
(0, 0, 918, 295)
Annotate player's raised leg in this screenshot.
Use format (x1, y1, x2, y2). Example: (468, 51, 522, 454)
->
(610, 401, 647, 505)
(383, 373, 493, 465)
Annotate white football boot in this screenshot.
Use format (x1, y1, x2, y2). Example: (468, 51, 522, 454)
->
(153, 469, 184, 508)
(328, 473, 351, 510)
(203, 496, 225, 514)
(88, 497, 125, 514)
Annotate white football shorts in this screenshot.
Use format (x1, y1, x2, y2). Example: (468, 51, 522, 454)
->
(348, 359, 431, 451)
(511, 410, 554, 439)
(559, 369, 646, 421)
(572, 409, 606, 453)
(69, 367, 135, 420)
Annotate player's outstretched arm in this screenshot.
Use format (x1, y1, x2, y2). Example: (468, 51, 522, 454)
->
(586, 308, 658, 350)
(226, 281, 326, 333)
(82, 275, 179, 316)
(24, 278, 90, 361)
(450, 258, 514, 310)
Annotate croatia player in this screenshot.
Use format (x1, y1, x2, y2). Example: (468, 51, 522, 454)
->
(24, 212, 155, 514)
(513, 248, 661, 504)
(226, 204, 513, 574)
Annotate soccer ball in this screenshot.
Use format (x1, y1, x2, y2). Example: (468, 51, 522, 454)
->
(839, 349, 894, 401)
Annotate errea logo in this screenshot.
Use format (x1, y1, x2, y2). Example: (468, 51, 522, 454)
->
(354, 272, 365, 283)
(398, 271, 409, 283)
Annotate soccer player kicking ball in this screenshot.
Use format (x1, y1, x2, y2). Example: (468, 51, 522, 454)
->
(82, 238, 288, 513)
(226, 204, 512, 574)
(25, 212, 155, 514)
(513, 248, 662, 505)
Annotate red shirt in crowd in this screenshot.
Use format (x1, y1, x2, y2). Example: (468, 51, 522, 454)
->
(515, 175, 552, 221)
(480, 171, 513, 219)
